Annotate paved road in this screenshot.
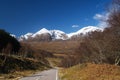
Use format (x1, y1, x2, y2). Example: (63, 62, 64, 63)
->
(19, 69, 58, 80)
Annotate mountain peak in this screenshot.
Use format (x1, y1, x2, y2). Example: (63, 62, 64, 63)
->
(40, 28, 49, 32)
(67, 26, 103, 37)
(19, 32, 33, 41)
(19, 26, 103, 41)
(77, 26, 103, 33)
(32, 28, 50, 37)
(25, 33, 33, 36)
(37, 28, 50, 34)
(50, 30, 67, 40)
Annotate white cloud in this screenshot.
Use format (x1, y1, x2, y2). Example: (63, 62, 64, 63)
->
(93, 13, 109, 21)
(93, 13, 110, 29)
(72, 25, 79, 28)
(98, 21, 108, 29)
(93, 14, 104, 20)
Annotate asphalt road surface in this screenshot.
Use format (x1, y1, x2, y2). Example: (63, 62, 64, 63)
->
(19, 69, 58, 80)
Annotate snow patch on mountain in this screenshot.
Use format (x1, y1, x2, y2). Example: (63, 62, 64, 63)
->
(50, 30, 67, 40)
(10, 34, 16, 38)
(19, 26, 103, 41)
(19, 33, 33, 41)
(67, 26, 103, 37)
(32, 28, 51, 37)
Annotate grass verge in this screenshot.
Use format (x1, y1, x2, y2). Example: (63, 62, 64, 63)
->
(59, 63, 120, 80)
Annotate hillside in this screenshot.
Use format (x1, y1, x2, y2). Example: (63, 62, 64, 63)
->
(29, 41, 79, 54)
(60, 63, 120, 80)
(0, 55, 51, 79)
(25, 41, 79, 67)
(0, 55, 50, 73)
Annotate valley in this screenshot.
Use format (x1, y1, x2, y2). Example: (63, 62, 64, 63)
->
(1, 0, 120, 80)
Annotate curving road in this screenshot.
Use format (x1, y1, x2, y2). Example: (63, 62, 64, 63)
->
(19, 69, 58, 80)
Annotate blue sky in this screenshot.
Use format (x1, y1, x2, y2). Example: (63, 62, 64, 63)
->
(0, 0, 111, 36)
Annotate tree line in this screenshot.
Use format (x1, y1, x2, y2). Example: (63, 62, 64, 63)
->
(0, 29, 21, 55)
(0, 29, 54, 60)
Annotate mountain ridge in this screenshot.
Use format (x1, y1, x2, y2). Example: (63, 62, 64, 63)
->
(67, 26, 103, 37)
(19, 26, 103, 41)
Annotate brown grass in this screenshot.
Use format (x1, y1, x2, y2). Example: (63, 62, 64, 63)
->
(0, 55, 50, 80)
(0, 70, 43, 80)
(59, 63, 120, 80)
(29, 41, 79, 54)
(47, 57, 62, 67)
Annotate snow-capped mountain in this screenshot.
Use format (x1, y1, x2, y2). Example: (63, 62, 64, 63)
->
(19, 26, 103, 41)
(19, 28, 68, 41)
(10, 34, 16, 38)
(32, 28, 51, 37)
(67, 26, 103, 38)
(19, 33, 33, 41)
(50, 30, 68, 40)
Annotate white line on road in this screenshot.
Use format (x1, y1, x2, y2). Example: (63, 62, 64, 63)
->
(56, 69, 58, 80)
(35, 78, 39, 80)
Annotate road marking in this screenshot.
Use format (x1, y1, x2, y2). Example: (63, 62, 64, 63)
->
(56, 69, 58, 80)
(36, 78, 39, 80)
(35, 78, 39, 80)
